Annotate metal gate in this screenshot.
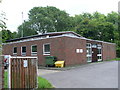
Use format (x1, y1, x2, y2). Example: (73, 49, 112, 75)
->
(8, 56, 38, 88)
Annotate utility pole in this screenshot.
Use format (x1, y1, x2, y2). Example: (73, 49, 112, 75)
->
(21, 12, 24, 37)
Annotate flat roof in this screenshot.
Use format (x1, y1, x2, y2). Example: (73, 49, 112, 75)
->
(6, 31, 82, 42)
(5, 31, 115, 45)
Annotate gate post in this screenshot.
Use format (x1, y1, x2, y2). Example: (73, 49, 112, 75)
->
(0, 56, 4, 89)
(8, 55, 11, 88)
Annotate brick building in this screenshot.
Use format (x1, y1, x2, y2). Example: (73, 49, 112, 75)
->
(2, 31, 116, 67)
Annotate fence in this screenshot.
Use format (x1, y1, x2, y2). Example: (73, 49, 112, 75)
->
(8, 56, 38, 88)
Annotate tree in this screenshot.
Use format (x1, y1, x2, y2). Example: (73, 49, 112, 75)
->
(17, 8, 120, 57)
(96, 22, 114, 42)
(18, 6, 73, 35)
(116, 12, 120, 57)
(74, 12, 115, 42)
(0, 11, 7, 31)
(17, 21, 37, 37)
(2, 30, 17, 43)
(0, 11, 7, 54)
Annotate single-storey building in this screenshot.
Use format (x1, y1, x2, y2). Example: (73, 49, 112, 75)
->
(2, 31, 116, 67)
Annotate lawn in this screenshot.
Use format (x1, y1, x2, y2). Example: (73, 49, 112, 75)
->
(114, 58, 120, 61)
(106, 58, 120, 61)
(4, 71, 53, 88)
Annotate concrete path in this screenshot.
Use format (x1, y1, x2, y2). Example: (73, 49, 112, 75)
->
(38, 61, 118, 88)
(38, 69, 61, 76)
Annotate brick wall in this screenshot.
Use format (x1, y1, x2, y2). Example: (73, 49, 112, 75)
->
(2, 36, 87, 66)
(102, 43, 116, 60)
(2, 37, 67, 66)
(63, 37, 87, 66)
(2, 36, 116, 67)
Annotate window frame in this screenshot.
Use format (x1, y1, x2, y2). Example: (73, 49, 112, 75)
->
(31, 45, 37, 55)
(13, 47, 17, 55)
(86, 43, 92, 62)
(21, 46, 26, 56)
(43, 43, 50, 55)
(97, 44, 102, 61)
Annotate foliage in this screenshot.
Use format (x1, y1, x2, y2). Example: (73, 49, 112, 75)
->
(17, 21, 37, 37)
(0, 11, 7, 54)
(74, 11, 120, 57)
(0, 11, 18, 43)
(0, 11, 7, 31)
(1, 6, 119, 57)
(74, 12, 114, 42)
(1, 30, 17, 43)
(18, 6, 73, 35)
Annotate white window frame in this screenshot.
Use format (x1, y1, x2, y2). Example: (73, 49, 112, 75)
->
(86, 43, 92, 62)
(31, 45, 37, 55)
(43, 43, 50, 55)
(21, 46, 26, 56)
(86, 43, 92, 48)
(97, 44, 102, 61)
(13, 47, 17, 55)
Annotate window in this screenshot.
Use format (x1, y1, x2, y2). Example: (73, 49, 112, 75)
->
(92, 44, 97, 48)
(86, 43, 92, 62)
(31, 45, 37, 55)
(86, 43, 91, 48)
(13, 47, 17, 54)
(43, 44, 50, 55)
(97, 44, 102, 61)
(87, 57, 92, 62)
(22, 46, 26, 55)
(98, 56, 102, 59)
(98, 49, 102, 54)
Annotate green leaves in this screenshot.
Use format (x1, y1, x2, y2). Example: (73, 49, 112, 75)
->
(1, 30, 17, 43)
(18, 6, 72, 35)
(17, 21, 38, 37)
(16, 6, 119, 57)
(74, 12, 116, 42)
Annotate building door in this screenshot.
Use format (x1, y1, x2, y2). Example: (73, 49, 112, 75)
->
(92, 48, 98, 62)
(86, 43, 92, 62)
(97, 44, 102, 61)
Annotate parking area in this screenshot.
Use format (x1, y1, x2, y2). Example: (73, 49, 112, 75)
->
(38, 61, 118, 88)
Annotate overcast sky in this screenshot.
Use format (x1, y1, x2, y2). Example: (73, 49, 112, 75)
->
(0, 0, 119, 32)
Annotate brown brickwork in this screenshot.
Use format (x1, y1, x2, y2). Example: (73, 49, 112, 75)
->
(2, 35, 116, 67)
(3, 36, 87, 66)
(102, 42, 116, 60)
(63, 37, 87, 66)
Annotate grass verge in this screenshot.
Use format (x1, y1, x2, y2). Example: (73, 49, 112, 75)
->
(4, 71, 53, 88)
(4, 71, 8, 88)
(106, 58, 120, 61)
(38, 76, 53, 88)
(113, 58, 120, 61)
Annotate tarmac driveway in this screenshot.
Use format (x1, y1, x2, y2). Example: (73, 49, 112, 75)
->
(38, 61, 118, 88)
